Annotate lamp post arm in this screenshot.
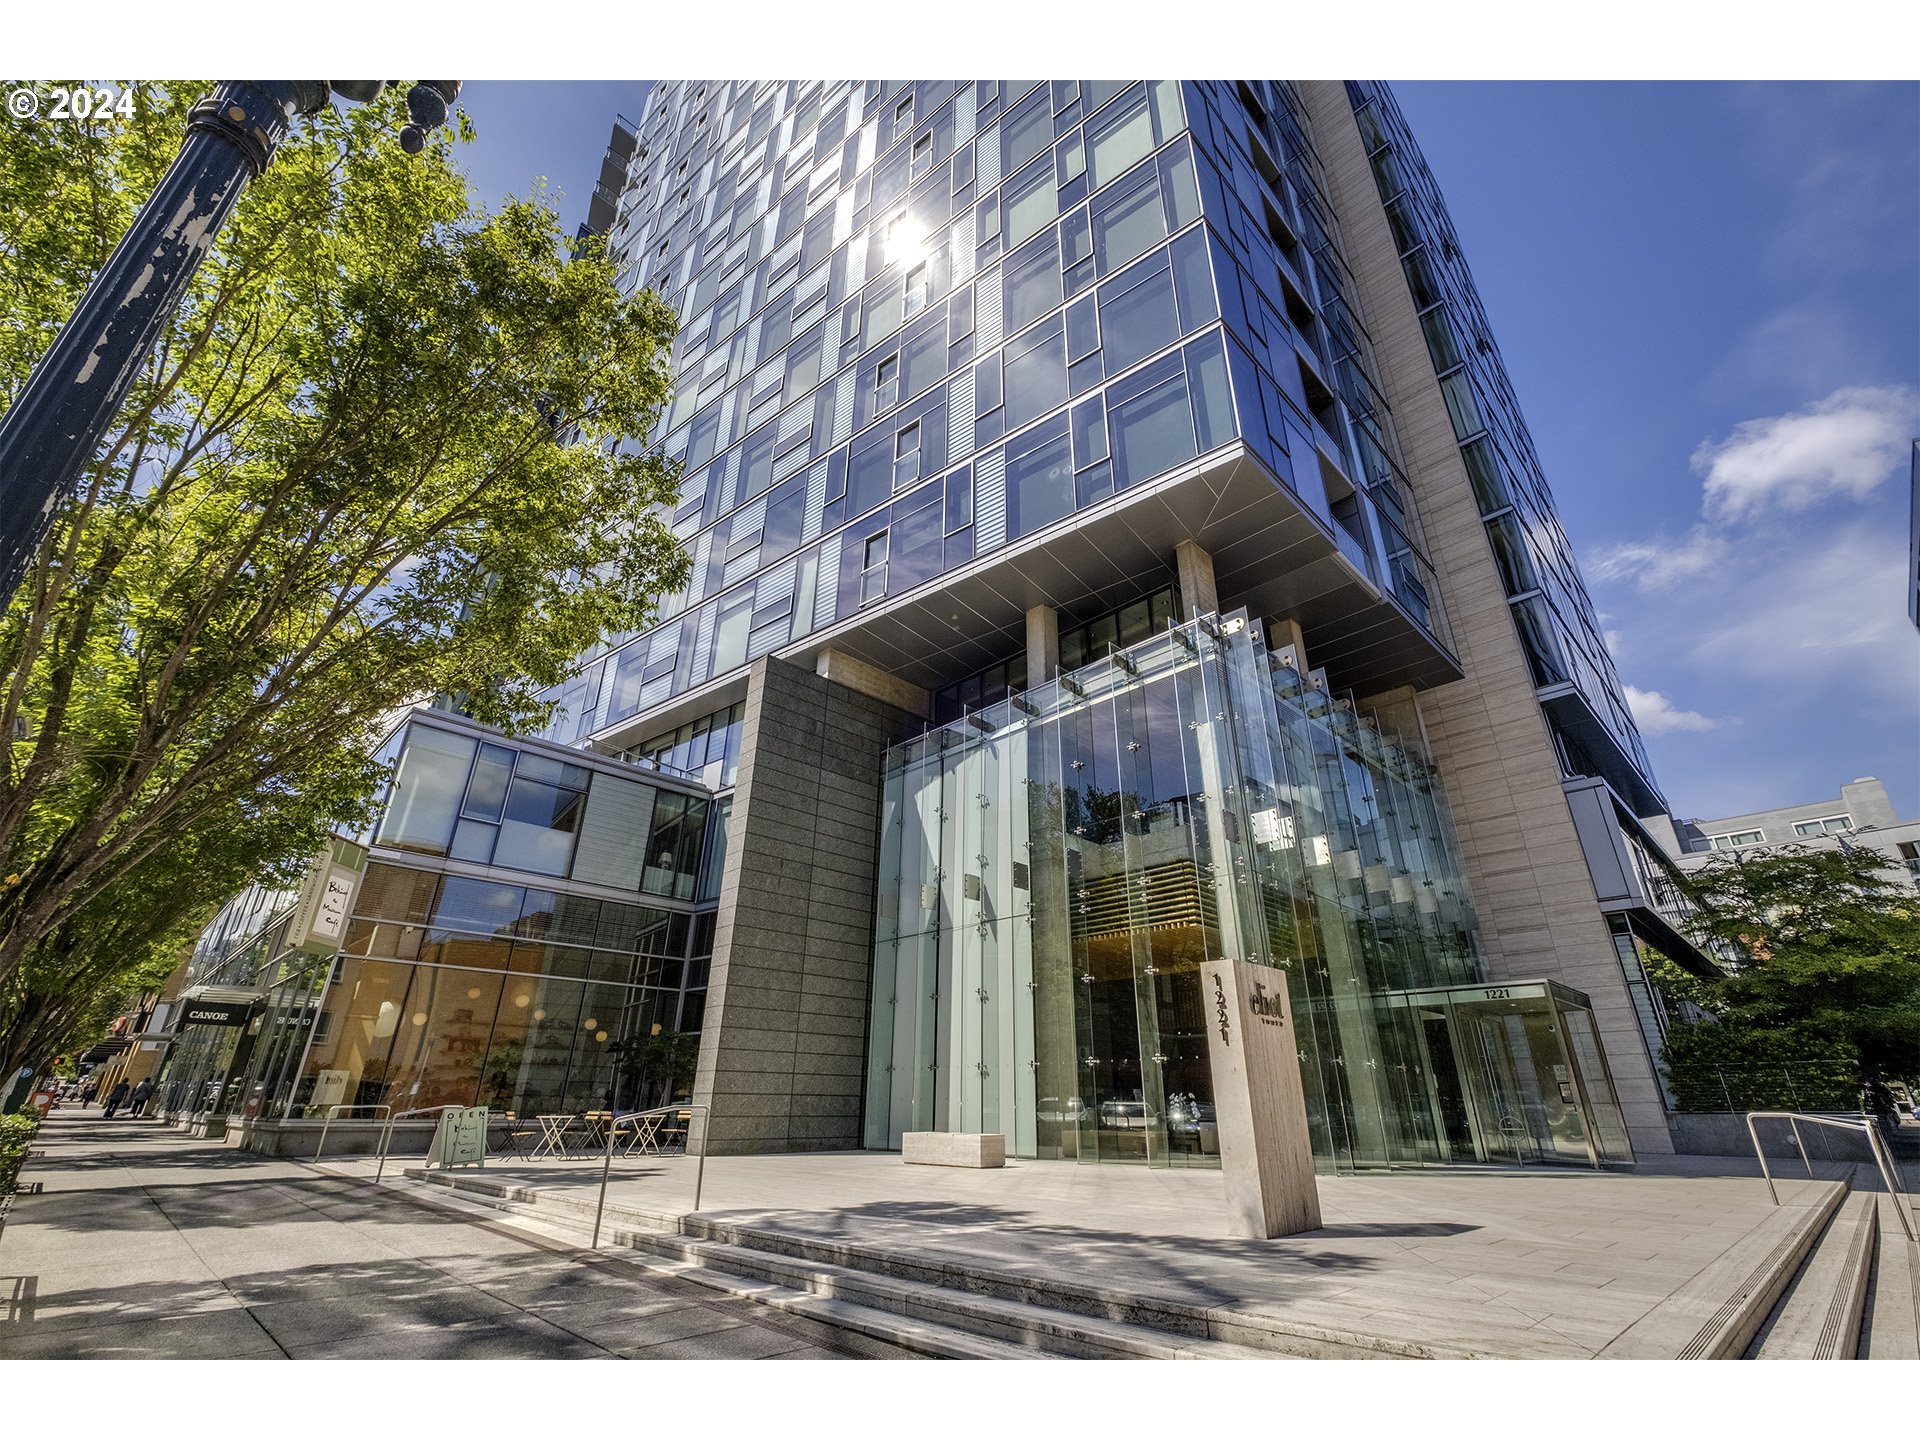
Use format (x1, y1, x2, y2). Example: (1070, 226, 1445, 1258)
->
(0, 80, 458, 607)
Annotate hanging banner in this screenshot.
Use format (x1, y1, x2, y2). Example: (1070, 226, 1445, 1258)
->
(285, 837, 369, 956)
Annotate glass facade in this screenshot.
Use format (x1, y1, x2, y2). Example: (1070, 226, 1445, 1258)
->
(1345, 82, 1657, 807)
(155, 715, 721, 1123)
(864, 612, 1631, 1169)
(534, 81, 1453, 750)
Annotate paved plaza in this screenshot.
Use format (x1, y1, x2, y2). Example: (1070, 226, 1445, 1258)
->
(0, 1115, 902, 1360)
(6, 1112, 1908, 1360)
(384, 1141, 1866, 1358)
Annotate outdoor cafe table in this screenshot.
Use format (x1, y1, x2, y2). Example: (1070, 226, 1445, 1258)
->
(530, 1114, 582, 1160)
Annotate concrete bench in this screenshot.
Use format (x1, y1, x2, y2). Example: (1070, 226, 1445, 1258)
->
(903, 1132, 1005, 1168)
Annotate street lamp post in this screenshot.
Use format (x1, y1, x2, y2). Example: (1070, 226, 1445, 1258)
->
(0, 80, 460, 605)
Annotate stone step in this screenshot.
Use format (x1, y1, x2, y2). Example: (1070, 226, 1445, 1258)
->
(396, 1171, 1259, 1359)
(1860, 1192, 1920, 1360)
(603, 1225, 1285, 1360)
(1597, 1178, 1846, 1359)
(405, 1168, 1435, 1359)
(1747, 1189, 1877, 1359)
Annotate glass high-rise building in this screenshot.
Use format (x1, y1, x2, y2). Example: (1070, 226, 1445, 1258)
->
(159, 82, 1716, 1174)
(540, 79, 1715, 1166)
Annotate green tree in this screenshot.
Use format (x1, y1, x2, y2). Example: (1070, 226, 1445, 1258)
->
(610, 1027, 701, 1109)
(1657, 847, 1920, 1109)
(0, 83, 686, 1029)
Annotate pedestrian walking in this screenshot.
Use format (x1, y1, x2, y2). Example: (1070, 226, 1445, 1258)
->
(129, 1077, 155, 1117)
(103, 1079, 131, 1119)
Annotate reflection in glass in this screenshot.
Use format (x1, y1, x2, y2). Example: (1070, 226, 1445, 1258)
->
(866, 612, 1629, 1173)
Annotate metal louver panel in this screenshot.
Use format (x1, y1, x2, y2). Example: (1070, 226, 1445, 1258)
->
(773, 435, 812, 481)
(976, 267, 1003, 350)
(950, 217, 974, 285)
(814, 532, 843, 630)
(949, 370, 974, 460)
(732, 495, 767, 537)
(976, 447, 1006, 551)
(758, 555, 797, 608)
(688, 531, 714, 603)
(803, 459, 829, 541)
(691, 601, 719, 682)
(977, 126, 1000, 190)
(832, 370, 856, 446)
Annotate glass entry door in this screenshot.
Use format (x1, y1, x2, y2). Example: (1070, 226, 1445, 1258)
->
(1436, 985, 1614, 1167)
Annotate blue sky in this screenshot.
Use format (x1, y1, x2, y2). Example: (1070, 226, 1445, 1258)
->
(449, 80, 1920, 825)
(1393, 82, 1919, 822)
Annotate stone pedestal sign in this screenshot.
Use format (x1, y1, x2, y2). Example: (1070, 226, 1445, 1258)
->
(1200, 958, 1322, 1238)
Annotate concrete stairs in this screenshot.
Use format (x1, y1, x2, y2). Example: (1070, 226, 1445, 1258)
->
(1746, 1190, 1876, 1358)
(400, 1168, 1450, 1359)
(1744, 1163, 1918, 1360)
(394, 1164, 1918, 1361)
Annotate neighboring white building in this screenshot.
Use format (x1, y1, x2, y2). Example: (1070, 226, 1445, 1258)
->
(1648, 777, 1920, 894)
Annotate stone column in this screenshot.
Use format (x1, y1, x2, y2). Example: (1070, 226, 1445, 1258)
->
(1025, 603, 1060, 684)
(1266, 616, 1309, 676)
(1175, 539, 1220, 619)
(693, 655, 913, 1154)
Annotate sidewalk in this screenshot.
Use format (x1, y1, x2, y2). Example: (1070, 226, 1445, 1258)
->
(0, 1114, 901, 1359)
(377, 1144, 1857, 1358)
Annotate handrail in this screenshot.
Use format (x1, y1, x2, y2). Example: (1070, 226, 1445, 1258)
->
(314, 1104, 390, 1166)
(592, 1103, 709, 1249)
(375, 1104, 467, 1185)
(1745, 1111, 1915, 1242)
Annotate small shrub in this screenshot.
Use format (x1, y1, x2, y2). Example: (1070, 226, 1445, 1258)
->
(0, 1112, 39, 1194)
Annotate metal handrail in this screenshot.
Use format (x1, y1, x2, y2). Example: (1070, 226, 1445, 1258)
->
(374, 1104, 468, 1184)
(1745, 1111, 1915, 1242)
(592, 1103, 709, 1249)
(314, 1104, 390, 1165)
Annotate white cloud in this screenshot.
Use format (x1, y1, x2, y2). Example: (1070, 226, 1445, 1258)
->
(1624, 686, 1717, 735)
(1686, 523, 1920, 708)
(1592, 527, 1730, 592)
(1691, 385, 1917, 522)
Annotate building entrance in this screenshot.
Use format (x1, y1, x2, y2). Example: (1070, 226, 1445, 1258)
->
(865, 612, 1636, 1173)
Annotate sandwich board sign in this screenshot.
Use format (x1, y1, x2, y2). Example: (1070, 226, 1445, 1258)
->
(426, 1106, 490, 1170)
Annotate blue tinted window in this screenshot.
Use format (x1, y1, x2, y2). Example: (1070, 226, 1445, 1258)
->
(1184, 332, 1235, 452)
(761, 473, 808, 562)
(1003, 155, 1058, 249)
(1090, 163, 1167, 274)
(1158, 140, 1200, 229)
(1084, 85, 1152, 190)
(1098, 254, 1179, 373)
(945, 466, 973, 532)
(1071, 397, 1108, 469)
(1003, 87, 1052, 175)
(431, 876, 524, 938)
(1003, 318, 1067, 432)
(1109, 358, 1196, 491)
(1003, 228, 1062, 335)
(1006, 417, 1074, 538)
(1066, 295, 1100, 362)
(1169, 227, 1218, 331)
(890, 492, 945, 591)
